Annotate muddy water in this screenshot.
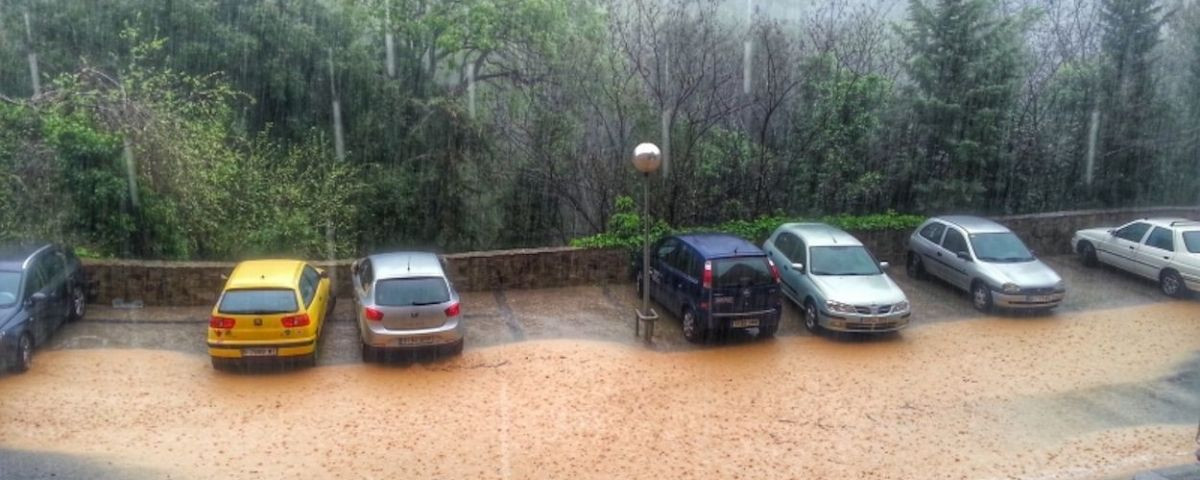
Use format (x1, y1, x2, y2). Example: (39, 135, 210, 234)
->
(2, 303, 1200, 479)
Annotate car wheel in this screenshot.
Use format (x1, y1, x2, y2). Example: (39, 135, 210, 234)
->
(972, 282, 993, 313)
(1161, 270, 1186, 298)
(803, 300, 821, 333)
(12, 333, 32, 373)
(906, 253, 926, 280)
(681, 308, 705, 344)
(361, 343, 376, 363)
(210, 357, 230, 371)
(441, 339, 465, 356)
(1078, 242, 1098, 268)
(759, 322, 778, 339)
(298, 352, 317, 368)
(68, 287, 87, 321)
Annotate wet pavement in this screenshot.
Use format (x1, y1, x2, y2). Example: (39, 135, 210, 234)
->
(2, 255, 1199, 479)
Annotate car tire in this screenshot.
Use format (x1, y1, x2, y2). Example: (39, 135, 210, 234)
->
(1078, 242, 1099, 268)
(681, 308, 706, 344)
(210, 356, 230, 372)
(441, 339, 465, 356)
(298, 352, 317, 368)
(759, 322, 778, 338)
(1161, 270, 1186, 298)
(68, 286, 87, 322)
(906, 253, 926, 280)
(12, 333, 32, 373)
(972, 282, 993, 313)
(803, 300, 822, 333)
(361, 343, 376, 363)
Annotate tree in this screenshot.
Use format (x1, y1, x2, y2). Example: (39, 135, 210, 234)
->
(899, 0, 1029, 212)
(1095, 0, 1164, 205)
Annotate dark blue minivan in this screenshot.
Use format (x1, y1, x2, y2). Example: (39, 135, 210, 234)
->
(636, 233, 782, 343)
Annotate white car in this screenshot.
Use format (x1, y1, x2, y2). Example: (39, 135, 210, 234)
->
(1071, 218, 1200, 297)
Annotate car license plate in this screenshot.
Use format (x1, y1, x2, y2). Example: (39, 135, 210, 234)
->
(731, 318, 760, 328)
(395, 337, 434, 346)
(1025, 295, 1052, 302)
(242, 347, 277, 357)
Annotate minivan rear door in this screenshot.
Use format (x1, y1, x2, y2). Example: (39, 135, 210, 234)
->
(710, 256, 778, 317)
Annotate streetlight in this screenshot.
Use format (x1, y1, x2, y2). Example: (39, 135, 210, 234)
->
(632, 143, 661, 343)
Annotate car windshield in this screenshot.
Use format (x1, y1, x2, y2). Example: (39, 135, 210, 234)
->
(217, 289, 298, 315)
(375, 277, 450, 306)
(970, 233, 1035, 263)
(1184, 232, 1200, 254)
(713, 257, 774, 287)
(0, 271, 19, 307)
(809, 246, 881, 276)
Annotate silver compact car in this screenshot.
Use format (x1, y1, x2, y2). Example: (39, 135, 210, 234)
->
(906, 216, 1065, 312)
(351, 252, 464, 360)
(763, 223, 911, 333)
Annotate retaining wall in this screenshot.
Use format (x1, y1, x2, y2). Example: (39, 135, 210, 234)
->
(83, 206, 1199, 306)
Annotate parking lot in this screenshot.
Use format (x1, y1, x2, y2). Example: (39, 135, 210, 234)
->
(1, 255, 1199, 479)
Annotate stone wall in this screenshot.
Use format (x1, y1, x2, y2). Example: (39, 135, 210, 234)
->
(84, 247, 629, 307)
(83, 206, 1198, 306)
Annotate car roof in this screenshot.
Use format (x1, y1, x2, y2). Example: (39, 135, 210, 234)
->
(1135, 218, 1200, 229)
(226, 260, 306, 289)
(934, 215, 1011, 234)
(779, 223, 862, 247)
(675, 233, 763, 259)
(0, 243, 52, 272)
(369, 251, 445, 279)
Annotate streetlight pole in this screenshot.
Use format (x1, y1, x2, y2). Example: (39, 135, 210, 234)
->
(632, 143, 661, 344)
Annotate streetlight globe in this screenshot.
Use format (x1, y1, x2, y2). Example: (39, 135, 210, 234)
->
(632, 143, 662, 174)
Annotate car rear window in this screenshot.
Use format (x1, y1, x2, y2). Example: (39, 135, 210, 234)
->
(218, 289, 298, 314)
(375, 277, 450, 306)
(1184, 232, 1200, 254)
(713, 257, 774, 287)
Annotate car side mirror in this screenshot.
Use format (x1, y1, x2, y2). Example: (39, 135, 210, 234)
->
(318, 269, 329, 279)
(792, 262, 805, 273)
(350, 261, 359, 274)
(879, 262, 890, 270)
(27, 292, 47, 307)
(956, 251, 972, 262)
(1107, 229, 1115, 236)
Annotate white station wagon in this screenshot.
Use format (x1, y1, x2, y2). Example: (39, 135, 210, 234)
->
(1072, 218, 1200, 298)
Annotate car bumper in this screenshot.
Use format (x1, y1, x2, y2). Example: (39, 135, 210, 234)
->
(709, 309, 780, 330)
(207, 336, 317, 359)
(991, 291, 1065, 309)
(360, 317, 463, 349)
(820, 310, 911, 333)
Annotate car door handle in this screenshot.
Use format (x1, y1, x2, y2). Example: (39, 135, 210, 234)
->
(1128, 245, 1135, 250)
(936, 252, 942, 257)
(1163, 256, 1170, 260)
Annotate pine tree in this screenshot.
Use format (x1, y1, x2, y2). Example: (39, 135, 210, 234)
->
(1096, 0, 1164, 205)
(900, 0, 1027, 211)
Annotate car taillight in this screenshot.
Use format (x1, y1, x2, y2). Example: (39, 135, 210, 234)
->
(364, 307, 384, 322)
(209, 316, 235, 329)
(444, 302, 461, 318)
(767, 258, 780, 284)
(281, 313, 310, 328)
(702, 261, 713, 289)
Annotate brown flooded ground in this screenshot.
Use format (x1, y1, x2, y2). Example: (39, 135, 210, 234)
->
(2, 302, 1199, 479)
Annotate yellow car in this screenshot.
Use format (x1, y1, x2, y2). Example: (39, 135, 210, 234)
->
(207, 260, 333, 369)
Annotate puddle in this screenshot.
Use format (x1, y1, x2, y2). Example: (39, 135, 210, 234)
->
(2, 302, 1199, 479)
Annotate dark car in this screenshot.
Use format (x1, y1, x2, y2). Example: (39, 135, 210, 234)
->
(0, 244, 88, 373)
(635, 233, 782, 343)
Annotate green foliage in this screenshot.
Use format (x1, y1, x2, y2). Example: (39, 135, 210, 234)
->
(570, 197, 923, 251)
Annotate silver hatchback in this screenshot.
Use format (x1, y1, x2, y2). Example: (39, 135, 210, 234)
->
(906, 216, 1065, 312)
(351, 252, 464, 360)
